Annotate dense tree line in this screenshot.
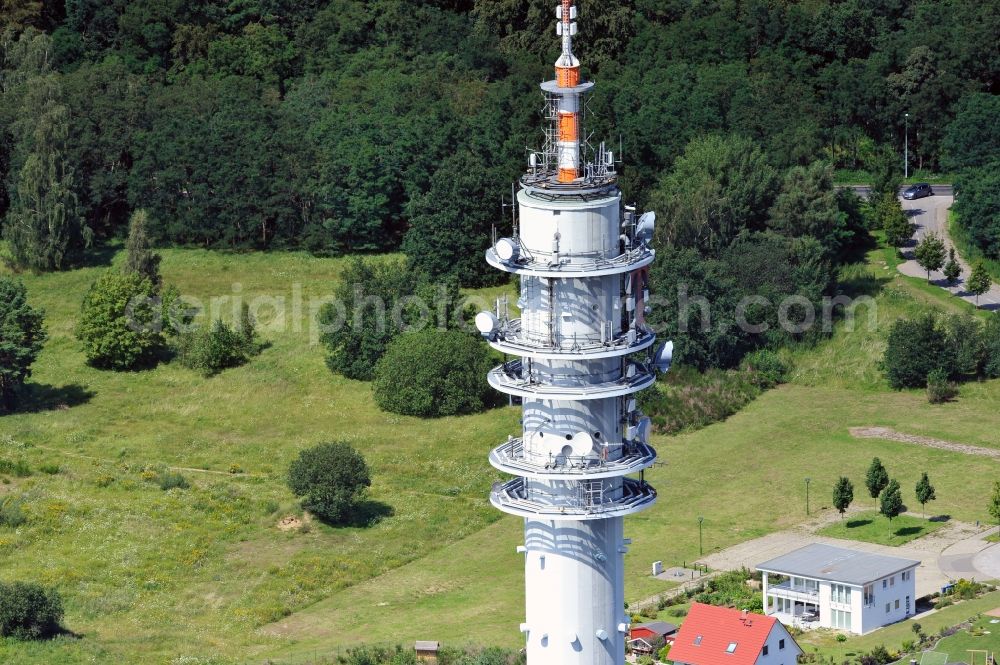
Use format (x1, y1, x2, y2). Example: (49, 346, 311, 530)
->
(1, 0, 997, 277)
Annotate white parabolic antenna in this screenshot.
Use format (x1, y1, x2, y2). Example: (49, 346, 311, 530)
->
(475, 311, 500, 336)
(636, 211, 655, 244)
(653, 340, 673, 372)
(495, 237, 520, 261)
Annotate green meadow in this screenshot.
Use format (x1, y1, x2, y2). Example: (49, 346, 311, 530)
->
(1, 246, 999, 663)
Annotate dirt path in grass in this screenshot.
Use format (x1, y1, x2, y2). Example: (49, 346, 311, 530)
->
(849, 427, 1000, 460)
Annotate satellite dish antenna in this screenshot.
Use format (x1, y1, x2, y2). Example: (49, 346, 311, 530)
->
(475, 311, 500, 338)
(636, 417, 651, 445)
(495, 237, 520, 262)
(652, 341, 674, 373)
(569, 432, 593, 457)
(636, 211, 655, 244)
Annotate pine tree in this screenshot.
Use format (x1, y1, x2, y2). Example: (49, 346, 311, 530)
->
(914, 233, 946, 281)
(880, 478, 903, 534)
(124, 209, 161, 288)
(881, 199, 912, 249)
(865, 457, 889, 507)
(833, 477, 854, 518)
(914, 472, 936, 517)
(967, 261, 992, 307)
(943, 247, 961, 285)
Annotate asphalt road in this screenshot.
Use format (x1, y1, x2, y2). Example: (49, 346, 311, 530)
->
(843, 185, 954, 198)
(897, 194, 1000, 311)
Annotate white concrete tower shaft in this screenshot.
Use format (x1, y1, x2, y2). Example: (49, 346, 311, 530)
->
(479, 7, 668, 665)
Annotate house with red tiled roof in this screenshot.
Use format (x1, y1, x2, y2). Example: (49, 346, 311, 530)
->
(668, 604, 801, 665)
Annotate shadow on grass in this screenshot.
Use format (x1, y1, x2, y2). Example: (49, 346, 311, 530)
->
(79, 242, 119, 268)
(929, 514, 951, 523)
(14, 383, 95, 413)
(313, 500, 395, 529)
(894, 526, 924, 537)
(846, 519, 873, 529)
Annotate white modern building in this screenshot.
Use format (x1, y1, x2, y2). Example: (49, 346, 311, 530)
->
(757, 543, 920, 634)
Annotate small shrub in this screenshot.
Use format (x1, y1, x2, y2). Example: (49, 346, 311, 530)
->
(37, 463, 60, 475)
(175, 307, 261, 377)
(901, 640, 915, 652)
(836, 634, 848, 642)
(94, 474, 115, 487)
(640, 365, 762, 434)
(262, 500, 279, 515)
(927, 368, 958, 403)
(934, 598, 953, 609)
(157, 472, 189, 490)
(372, 329, 495, 417)
(0, 581, 64, 639)
(287, 441, 371, 524)
(668, 606, 688, 617)
(0, 498, 27, 528)
(0, 458, 30, 477)
(741, 349, 789, 388)
(229, 464, 243, 474)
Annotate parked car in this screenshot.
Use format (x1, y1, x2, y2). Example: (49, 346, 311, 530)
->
(903, 183, 934, 199)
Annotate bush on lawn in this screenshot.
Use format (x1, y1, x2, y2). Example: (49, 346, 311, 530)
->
(76, 271, 164, 370)
(0, 497, 27, 528)
(0, 581, 64, 639)
(176, 304, 262, 376)
(740, 349, 789, 388)
(882, 313, 956, 388)
(926, 368, 957, 404)
(372, 329, 494, 418)
(287, 441, 371, 525)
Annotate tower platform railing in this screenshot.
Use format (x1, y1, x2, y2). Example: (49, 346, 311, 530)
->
(485, 245, 654, 277)
(488, 318, 655, 359)
(490, 476, 656, 520)
(487, 359, 655, 399)
(489, 437, 656, 478)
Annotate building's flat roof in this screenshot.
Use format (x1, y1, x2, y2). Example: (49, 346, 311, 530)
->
(756, 543, 920, 585)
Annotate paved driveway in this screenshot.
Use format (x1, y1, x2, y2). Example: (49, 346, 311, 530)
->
(696, 510, 998, 598)
(897, 195, 1000, 310)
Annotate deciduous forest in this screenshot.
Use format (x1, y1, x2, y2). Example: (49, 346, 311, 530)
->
(1, 0, 998, 305)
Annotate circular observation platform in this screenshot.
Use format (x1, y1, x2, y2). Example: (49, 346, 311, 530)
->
(489, 476, 657, 521)
(484, 246, 654, 278)
(487, 359, 655, 400)
(489, 437, 656, 479)
(488, 319, 656, 360)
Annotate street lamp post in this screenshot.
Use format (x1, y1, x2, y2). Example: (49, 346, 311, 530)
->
(904, 113, 909, 180)
(805, 477, 812, 516)
(698, 516, 704, 557)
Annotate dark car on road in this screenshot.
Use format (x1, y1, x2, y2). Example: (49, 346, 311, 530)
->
(903, 183, 933, 199)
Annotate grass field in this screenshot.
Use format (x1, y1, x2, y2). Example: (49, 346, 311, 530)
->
(798, 591, 1000, 662)
(817, 511, 946, 546)
(933, 612, 1000, 663)
(1, 244, 999, 663)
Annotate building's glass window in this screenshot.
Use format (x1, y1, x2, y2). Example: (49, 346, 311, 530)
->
(832, 584, 852, 604)
(863, 584, 874, 606)
(883, 579, 887, 589)
(890, 576, 895, 587)
(895, 599, 900, 609)
(763, 646, 769, 656)
(885, 603, 890, 613)
(831, 609, 852, 629)
(779, 639, 785, 650)
(727, 643, 738, 654)
(694, 636, 703, 646)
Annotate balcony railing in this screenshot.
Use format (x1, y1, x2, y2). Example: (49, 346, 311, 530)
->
(488, 318, 656, 359)
(490, 476, 656, 520)
(487, 359, 655, 400)
(767, 581, 819, 602)
(485, 245, 654, 278)
(489, 437, 656, 479)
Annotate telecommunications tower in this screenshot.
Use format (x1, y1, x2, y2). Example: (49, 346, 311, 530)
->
(475, 3, 671, 665)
